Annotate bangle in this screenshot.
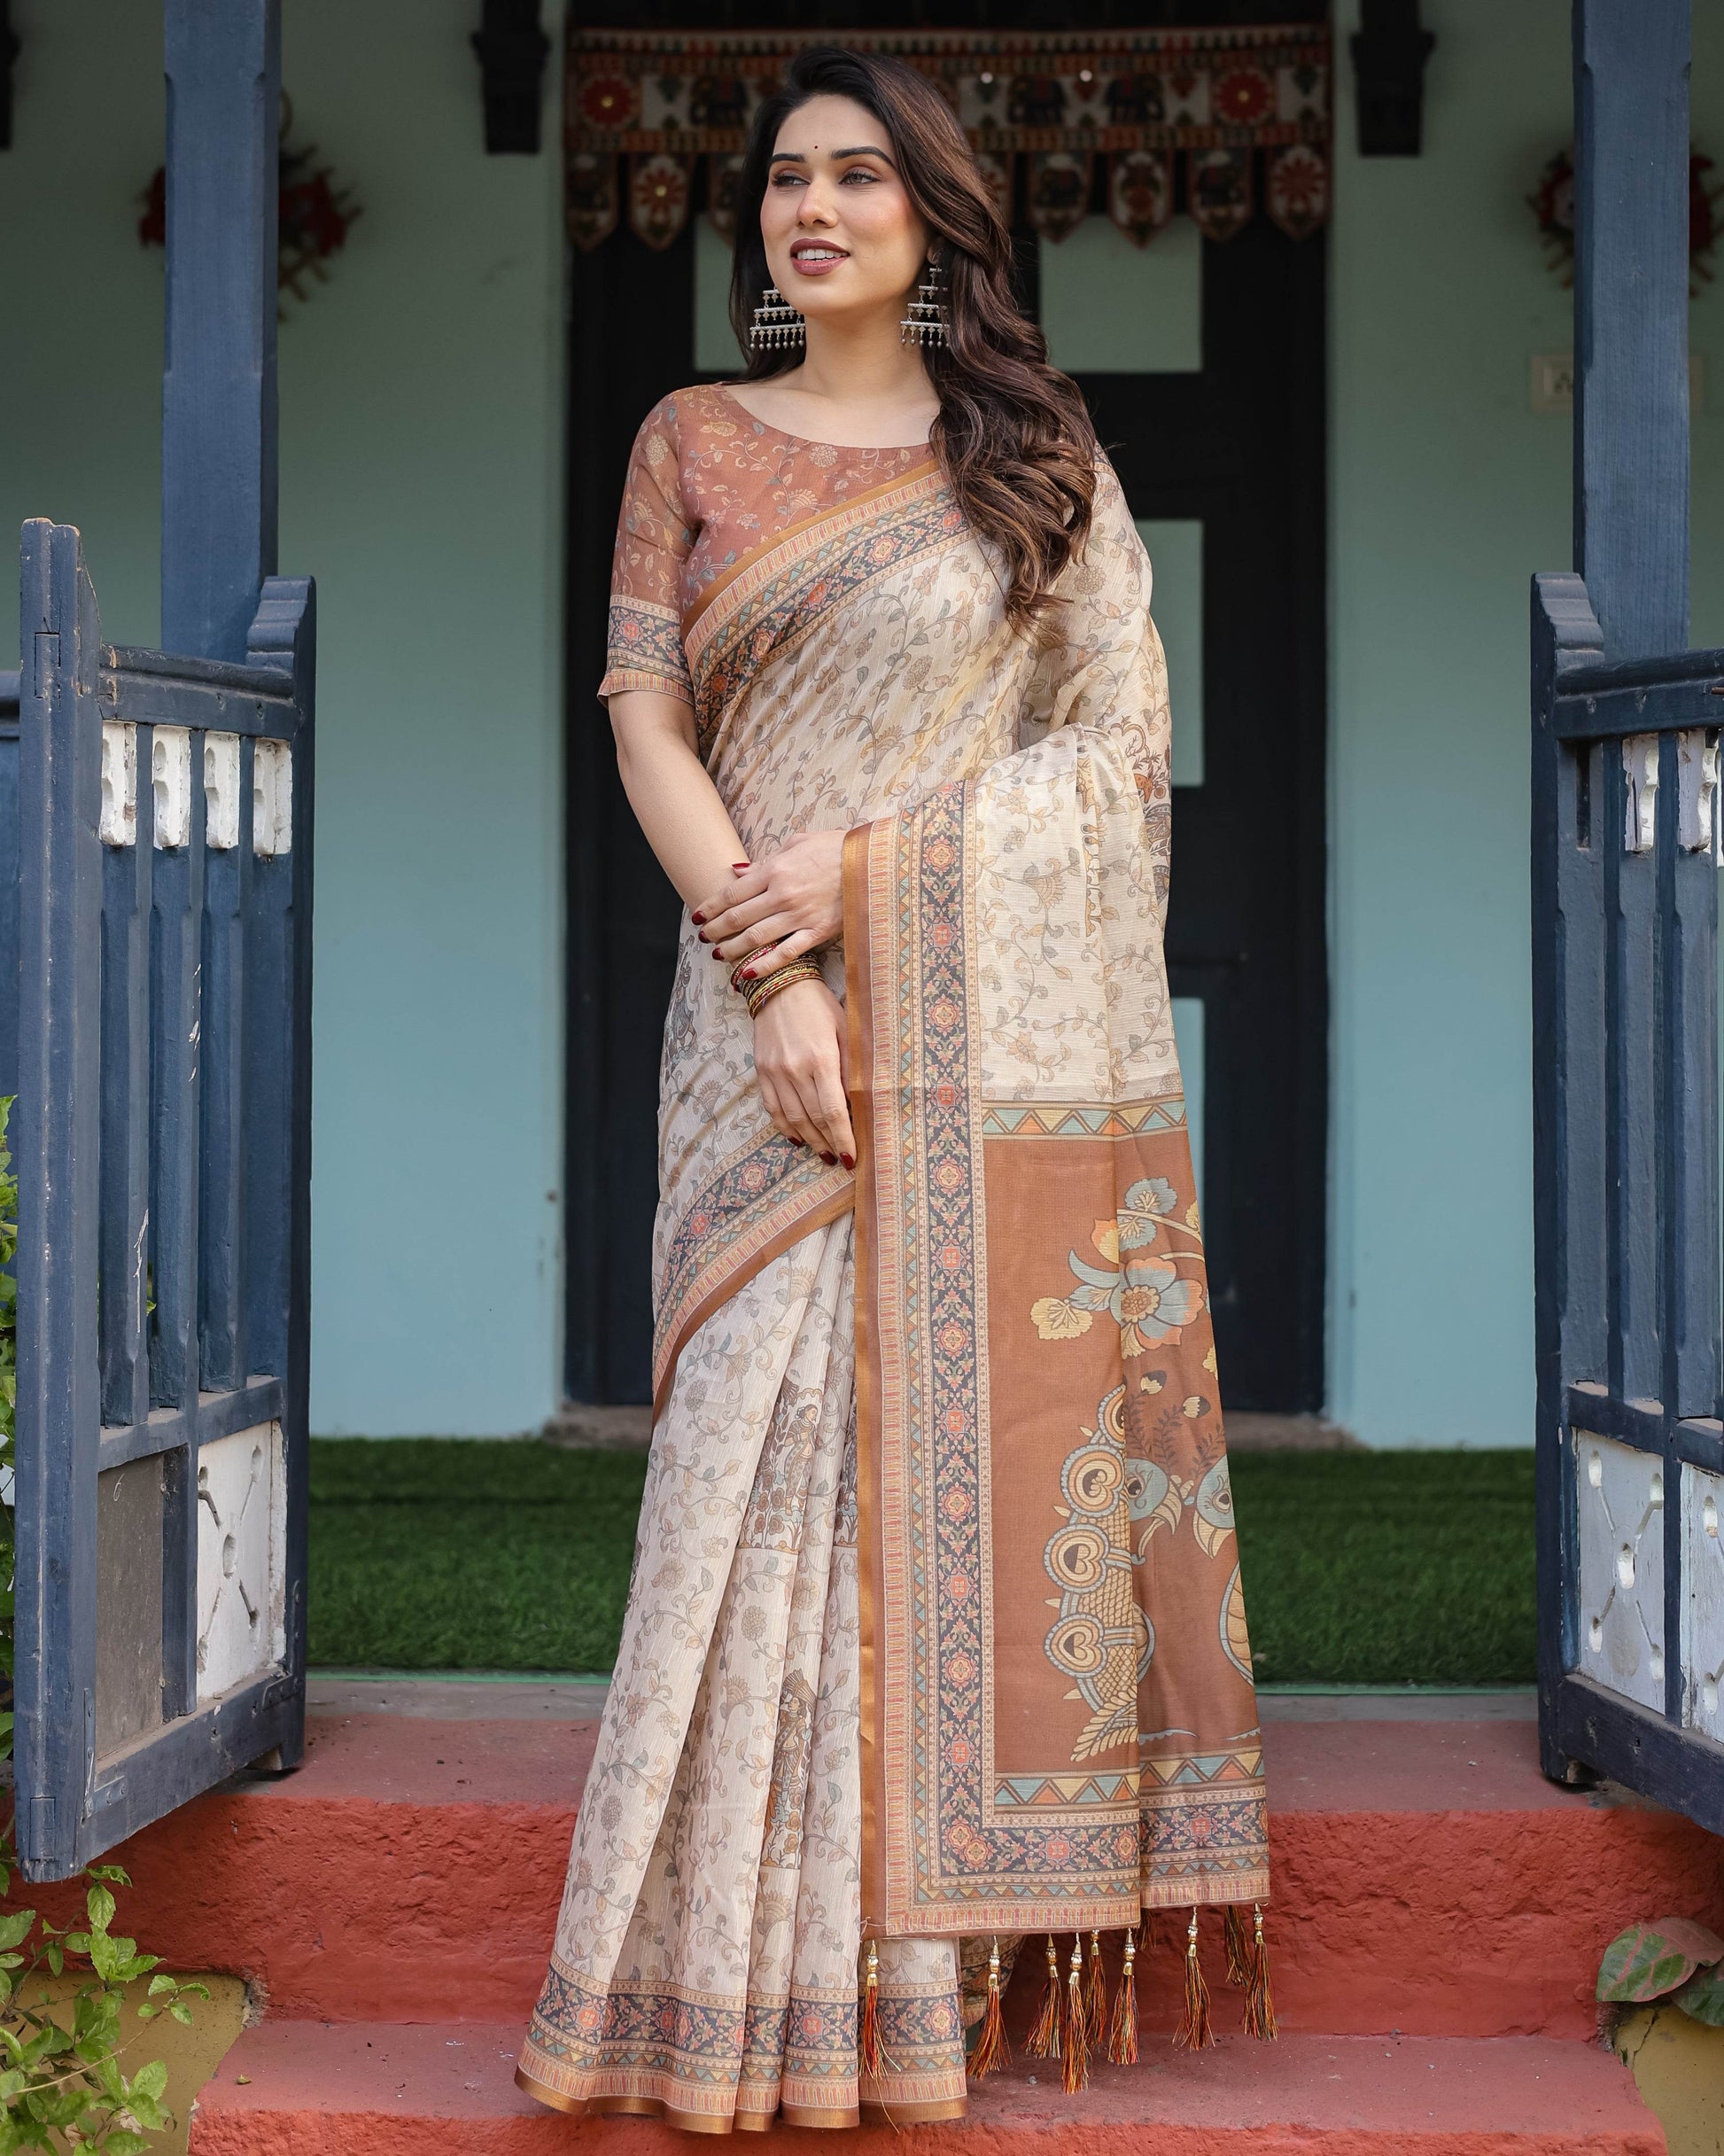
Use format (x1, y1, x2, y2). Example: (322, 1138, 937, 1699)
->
(743, 957, 823, 1018)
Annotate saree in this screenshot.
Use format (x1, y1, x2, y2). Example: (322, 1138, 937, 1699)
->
(517, 385, 1270, 2130)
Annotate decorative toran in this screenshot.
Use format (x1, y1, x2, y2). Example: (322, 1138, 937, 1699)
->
(565, 25, 1332, 253)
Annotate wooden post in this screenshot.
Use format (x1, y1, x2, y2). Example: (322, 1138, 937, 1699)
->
(1573, 0, 1690, 658)
(160, 0, 279, 664)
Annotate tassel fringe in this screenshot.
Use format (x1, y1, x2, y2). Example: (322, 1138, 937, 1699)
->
(1062, 1935, 1091, 2092)
(1175, 1908, 1214, 2051)
(1083, 1927, 1107, 2037)
(1025, 1934, 1062, 2059)
(968, 1936, 1011, 2079)
(860, 1938, 885, 2075)
(1244, 1904, 1278, 2042)
(1223, 1904, 1252, 1989)
(1107, 1929, 1139, 2065)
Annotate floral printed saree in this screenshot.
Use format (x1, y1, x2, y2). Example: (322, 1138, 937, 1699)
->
(516, 385, 1270, 2130)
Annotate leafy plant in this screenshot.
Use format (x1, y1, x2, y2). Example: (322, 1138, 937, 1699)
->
(1597, 1917, 1724, 2028)
(0, 1857, 207, 2153)
(0, 1098, 208, 2148)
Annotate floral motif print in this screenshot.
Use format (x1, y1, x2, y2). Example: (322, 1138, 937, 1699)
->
(1032, 1173, 1208, 1355)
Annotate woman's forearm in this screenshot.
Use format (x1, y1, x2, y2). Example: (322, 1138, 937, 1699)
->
(609, 689, 747, 909)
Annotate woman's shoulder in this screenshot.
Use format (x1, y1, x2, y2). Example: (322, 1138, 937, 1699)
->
(632, 382, 735, 452)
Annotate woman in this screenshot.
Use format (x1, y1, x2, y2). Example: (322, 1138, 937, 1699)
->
(517, 46, 1270, 2132)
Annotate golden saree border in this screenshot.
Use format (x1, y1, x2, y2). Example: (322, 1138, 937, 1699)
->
(846, 781, 1270, 1936)
(651, 1136, 853, 1419)
(685, 465, 963, 752)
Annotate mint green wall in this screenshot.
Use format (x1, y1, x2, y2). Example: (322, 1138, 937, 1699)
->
(1328, 0, 1724, 1445)
(0, 2, 566, 1436)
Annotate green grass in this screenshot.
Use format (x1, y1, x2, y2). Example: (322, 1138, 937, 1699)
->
(308, 1440, 1535, 1686)
(1230, 1450, 1535, 1686)
(308, 1439, 648, 1672)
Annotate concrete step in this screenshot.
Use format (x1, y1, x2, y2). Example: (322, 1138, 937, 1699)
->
(187, 2023, 1665, 2155)
(25, 1711, 1724, 2038)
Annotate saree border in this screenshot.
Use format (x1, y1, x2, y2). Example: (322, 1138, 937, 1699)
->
(683, 458, 938, 642)
(651, 1140, 854, 1419)
(687, 468, 966, 751)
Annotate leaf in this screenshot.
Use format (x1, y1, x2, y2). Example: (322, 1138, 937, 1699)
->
(1674, 1960, 1724, 2025)
(1030, 1296, 1091, 1342)
(85, 1883, 115, 1933)
(1596, 1919, 1724, 2002)
(168, 2003, 192, 2024)
(1091, 1219, 1121, 1265)
(128, 2059, 168, 2104)
(102, 2136, 151, 2156)
(0, 1911, 34, 1952)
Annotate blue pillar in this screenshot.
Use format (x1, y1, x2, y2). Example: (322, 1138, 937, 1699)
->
(160, 0, 280, 663)
(1573, 0, 1690, 659)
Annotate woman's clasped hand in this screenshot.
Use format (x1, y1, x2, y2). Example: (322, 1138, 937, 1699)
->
(693, 829, 856, 1171)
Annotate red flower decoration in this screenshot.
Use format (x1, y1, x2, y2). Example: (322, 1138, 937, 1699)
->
(1212, 67, 1272, 125)
(581, 74, 639, 129)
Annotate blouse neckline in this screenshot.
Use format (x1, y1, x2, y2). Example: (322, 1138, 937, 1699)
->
(715, 383, 934, 455)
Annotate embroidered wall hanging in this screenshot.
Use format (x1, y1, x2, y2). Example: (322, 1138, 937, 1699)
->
(565, 25, 1332, 253)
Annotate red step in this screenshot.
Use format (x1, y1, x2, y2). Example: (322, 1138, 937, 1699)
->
(26, 1710, 1721, 2041)
(187, 2023, 1664, 2155)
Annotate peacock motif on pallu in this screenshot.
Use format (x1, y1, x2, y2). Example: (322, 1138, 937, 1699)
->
(1042, 1382, 1239, 1762)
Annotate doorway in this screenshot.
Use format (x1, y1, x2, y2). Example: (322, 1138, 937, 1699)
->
(563, 2, 1329, 1413)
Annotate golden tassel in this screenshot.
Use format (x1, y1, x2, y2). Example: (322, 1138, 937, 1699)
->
(1025, 1934, 1062, 2059)
(1062, 1934, 1091, 2093)
(1244, 1903, 1278, 2042)
(1174, 1908, 1214, 2051)
(1106, 1928, 1139, 2065)
(968, 1936, 1011, 2079)
(860, 1938, 884, 2075)
(1223, 1904, 1251, 1989)
(1083, 1926, 1107, 2037)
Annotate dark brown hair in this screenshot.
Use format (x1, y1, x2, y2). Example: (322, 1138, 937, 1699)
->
(729, 46, 1098, 627)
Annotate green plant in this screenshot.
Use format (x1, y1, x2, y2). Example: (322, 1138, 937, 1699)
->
(1596, 1917, 1724, 2028)
(0, 1100, 207, 2149)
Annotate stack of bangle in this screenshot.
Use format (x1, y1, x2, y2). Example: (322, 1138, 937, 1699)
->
(732, 953, 824, 1018)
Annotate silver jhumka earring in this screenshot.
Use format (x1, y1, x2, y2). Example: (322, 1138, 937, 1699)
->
(901, 254, 950, 348)
(749, 284, 804, 350)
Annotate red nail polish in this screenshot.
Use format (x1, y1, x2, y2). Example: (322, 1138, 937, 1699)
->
(732, 860, 750, 871)
(742, 966, 757, 980)
(691, 910, 706, 925)
(842, 1155, 855, 1171)
(821, 1153, 837, 1166)
(711, 948, 725, 961)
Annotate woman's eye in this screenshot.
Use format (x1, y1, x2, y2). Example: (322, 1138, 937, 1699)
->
(840, 167, 879, 183)
(771, 171, 807, 187)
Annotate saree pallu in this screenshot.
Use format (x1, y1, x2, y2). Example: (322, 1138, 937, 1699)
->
(518, 412, 1269, 2129)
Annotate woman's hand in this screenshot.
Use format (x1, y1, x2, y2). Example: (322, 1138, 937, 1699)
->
(750, 977, 855, 1169)
(694, 829, 846, 981)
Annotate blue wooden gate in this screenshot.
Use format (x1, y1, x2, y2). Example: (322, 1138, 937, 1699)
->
(13, 531, 314, 1881)
(1533, 0, 1724, 1829)
(11, 0, 314, 1883)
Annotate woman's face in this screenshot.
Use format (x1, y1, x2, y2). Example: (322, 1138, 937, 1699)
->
(759, 94, 930, 329)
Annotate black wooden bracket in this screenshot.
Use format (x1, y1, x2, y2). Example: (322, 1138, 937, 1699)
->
(471, 0, 550, 155)
(1351, 0, 1435, 157)
(1, 0, 20, 151)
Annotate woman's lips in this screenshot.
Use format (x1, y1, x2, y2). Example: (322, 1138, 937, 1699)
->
(788, 245, 849, 276)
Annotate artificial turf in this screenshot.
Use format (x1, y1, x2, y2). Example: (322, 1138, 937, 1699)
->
(307, 1438, 1536, 1686)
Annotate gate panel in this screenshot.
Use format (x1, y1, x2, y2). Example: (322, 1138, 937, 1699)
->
(14, 521, 315, 1882)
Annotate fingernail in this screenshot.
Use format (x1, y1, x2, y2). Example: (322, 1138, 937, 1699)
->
(691, 910, 706, 925)
(821, 1153, 837, 1166)
(732, 860, 750, 871)
(742, 966, 757, 980)
(842, 1154, 855, 1171)
(711, 948, 725, 961)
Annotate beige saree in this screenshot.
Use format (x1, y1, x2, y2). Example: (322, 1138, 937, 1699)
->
(517, 385, 1270, 2130)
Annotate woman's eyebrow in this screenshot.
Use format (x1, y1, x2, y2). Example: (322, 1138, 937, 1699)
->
(768, 145, 896, 163)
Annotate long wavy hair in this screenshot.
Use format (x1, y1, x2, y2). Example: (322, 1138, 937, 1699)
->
(728, 46, 1098, 628)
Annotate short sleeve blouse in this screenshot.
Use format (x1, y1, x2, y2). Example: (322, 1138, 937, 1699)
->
(598, 385, 934, 712)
